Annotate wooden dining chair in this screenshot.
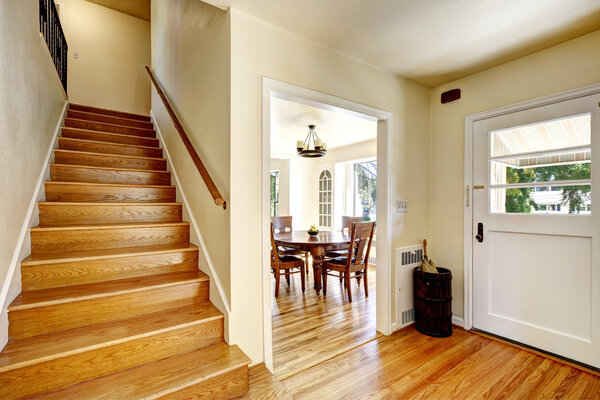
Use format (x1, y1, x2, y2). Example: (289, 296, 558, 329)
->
(270, 223, 305, 297)
(325, 216, 363, 259)
(271, 216, 310, 274)
(322, 222, 375, 302)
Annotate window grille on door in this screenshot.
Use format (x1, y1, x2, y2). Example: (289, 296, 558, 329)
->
(488, 113, 592, 214)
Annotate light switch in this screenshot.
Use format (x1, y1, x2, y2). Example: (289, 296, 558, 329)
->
(396, 200, 408, 213)
(73, 51, 79, 59)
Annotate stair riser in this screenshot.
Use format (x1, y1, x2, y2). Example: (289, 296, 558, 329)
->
(31, 224, 189, 254)
(58, 138, 163, 158)
(69, 104, 151, 122)
(45, 183, 176, 203)
(54, 150, 167, 171)
(39, 203, 182, 225)
(161, 366, 249, 400)
(50, 164, 171, 186)
(65, 119, 156, 138)
(22, 250, 199, 290)
(0, 318, 222, 399)
(62, 128, 160, 147)
(9, 280, 209, 339)
(67, 110, 154, 129)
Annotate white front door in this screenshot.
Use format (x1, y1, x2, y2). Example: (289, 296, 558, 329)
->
(472, 93, 600, 369)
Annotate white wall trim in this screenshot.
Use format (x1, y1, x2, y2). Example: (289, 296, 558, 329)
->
(261, 77, 393, 371)
(0, 100, 68, 349)
(150, 111, 231, 315)
(452, 316, 465, 328)
(463, 82, 600, 332)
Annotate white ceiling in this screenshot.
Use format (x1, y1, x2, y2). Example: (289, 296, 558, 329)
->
(270, 97, 377, 157)
(203, 0, 600, 87)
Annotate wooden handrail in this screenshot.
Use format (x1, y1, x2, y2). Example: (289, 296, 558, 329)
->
(145, 66, 227, 210)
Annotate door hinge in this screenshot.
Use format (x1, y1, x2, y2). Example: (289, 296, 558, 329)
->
(466, 185, 470, 207)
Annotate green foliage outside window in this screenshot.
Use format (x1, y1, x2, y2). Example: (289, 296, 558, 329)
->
(505, 163, 591, 213)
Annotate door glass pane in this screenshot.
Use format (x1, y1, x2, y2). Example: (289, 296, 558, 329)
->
(490, 184, 591, 214)
(490, 114, 591, 157)
(490, 156, 591, 185)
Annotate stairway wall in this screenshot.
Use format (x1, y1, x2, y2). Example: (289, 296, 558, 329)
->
(0, 0, 68, 348)
(151, 0, 232, 313)
(61, 0, 151, 115)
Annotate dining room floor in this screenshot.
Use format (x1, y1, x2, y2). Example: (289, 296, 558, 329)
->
(271, 262, 378, 379)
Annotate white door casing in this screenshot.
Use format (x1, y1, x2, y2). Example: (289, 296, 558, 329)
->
(471, 92, 600, 368)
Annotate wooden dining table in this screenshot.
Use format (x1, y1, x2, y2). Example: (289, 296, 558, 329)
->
(274, 230, 352, 296)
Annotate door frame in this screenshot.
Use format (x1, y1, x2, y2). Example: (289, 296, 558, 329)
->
(261, 77, 393, 371)
(463, 82, 600, 330)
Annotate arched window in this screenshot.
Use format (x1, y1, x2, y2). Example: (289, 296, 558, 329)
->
(318, 170, 332, 228)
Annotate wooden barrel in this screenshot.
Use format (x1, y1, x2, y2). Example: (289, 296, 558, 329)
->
(414, 267, 452, 337)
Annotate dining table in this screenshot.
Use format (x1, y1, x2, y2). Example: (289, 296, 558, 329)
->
(273, 230, 352, 296)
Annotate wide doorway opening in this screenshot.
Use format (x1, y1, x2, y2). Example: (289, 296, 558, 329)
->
(261, 78, 392, 377)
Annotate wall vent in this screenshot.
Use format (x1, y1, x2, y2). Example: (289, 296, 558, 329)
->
(401, 248, 423, 266)
(401, 308, 415, 325)
(395, 244, 424, 330)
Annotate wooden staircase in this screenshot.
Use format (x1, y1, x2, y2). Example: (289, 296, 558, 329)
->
(0, 103, 250, 399)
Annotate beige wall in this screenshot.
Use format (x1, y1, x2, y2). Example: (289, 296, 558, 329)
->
(229, 9, 431, 363)
(62, 0, 150, 114)
(151, 0, 232, 309)
(430, 29, 600, 320)
(0, 0, 67, 321)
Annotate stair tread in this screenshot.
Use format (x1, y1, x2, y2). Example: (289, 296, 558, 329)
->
(31, 221, 189, 231)
(0, 302, 221, 372)
(46, 181, 176, 189)
(51, 163, 171, 174)
(35, 342, 250, 400)
(9, 270, 208, 310)
(54, 149, 167, 162)
(22, 241, 196, 266)
(59, 137, 162, 151)
(66, 117, 155, 133)
(67, 109, 154, 127)
(62, 127, 160, 142)
(69, 103, 151, 121)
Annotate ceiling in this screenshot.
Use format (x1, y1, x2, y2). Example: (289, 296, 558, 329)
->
(203, 0, 600, 87)
(85, 0, 150, 21)
(270, 97, 377, 157)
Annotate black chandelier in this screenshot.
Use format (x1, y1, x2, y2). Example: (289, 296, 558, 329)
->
(296, 124, 327, 158)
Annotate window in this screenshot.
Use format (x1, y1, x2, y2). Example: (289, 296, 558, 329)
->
(318, 170, 332, 228)
(270, 170, 279, 217)
(354, 161, 377, 221)
(489, 113, 591, 214)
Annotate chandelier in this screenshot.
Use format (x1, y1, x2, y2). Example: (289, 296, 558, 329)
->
(296, 124, 327, 158)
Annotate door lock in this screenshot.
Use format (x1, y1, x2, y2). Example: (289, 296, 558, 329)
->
(476, 222, 484, 242)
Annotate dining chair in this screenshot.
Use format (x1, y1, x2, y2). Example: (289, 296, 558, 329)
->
(271, 216, 310, 274)
(270, 223, 305, 297)
(325, 216, 363, 259)
(322, 222, 375, 302)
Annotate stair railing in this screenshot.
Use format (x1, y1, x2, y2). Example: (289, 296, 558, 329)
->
(39, 0, 68, 93)
(145, 66, 227, 210)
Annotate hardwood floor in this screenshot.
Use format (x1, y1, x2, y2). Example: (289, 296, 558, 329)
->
(250, 327, 600, 399)
(264, 262, 600, 399)
(272, 263, 378, 379)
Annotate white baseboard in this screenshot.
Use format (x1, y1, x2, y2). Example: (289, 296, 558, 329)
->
(150, 110, 231, 318)
(452, 316, 465, 327)
(0, 100, 68, 350)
